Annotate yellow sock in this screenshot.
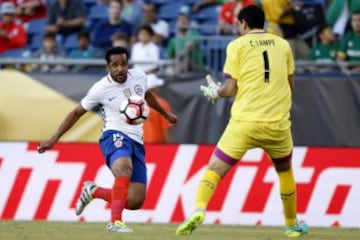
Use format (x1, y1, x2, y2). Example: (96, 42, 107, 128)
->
(195, 169, 221, 210)
(277, 168, 297, 227)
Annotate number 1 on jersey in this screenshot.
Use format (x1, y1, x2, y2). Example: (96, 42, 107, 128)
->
(262, 51, 270, 82)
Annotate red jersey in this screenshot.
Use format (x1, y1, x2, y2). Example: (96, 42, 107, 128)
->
(0, 21, 27, 53)
(219, 0, 257, 25)
(1, 0, 47, 23)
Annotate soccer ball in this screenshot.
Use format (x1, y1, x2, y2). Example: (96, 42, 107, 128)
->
(119, 96, 150, 125)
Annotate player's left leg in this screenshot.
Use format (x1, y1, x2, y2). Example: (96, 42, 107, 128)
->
(106, 139, 147, 232)
(176, 121, 250, 235)
(99, 131, 135, 232)
(263, 120, 308, 237)
(125, 139, 147, 210)
(106, 156, 133, 232)
(176, 154, 232, 235)
(74, 155, 135, 233)
(195, 150, 235, 210)
(271, 154, 308, 237)
(271, 154, 297, 226)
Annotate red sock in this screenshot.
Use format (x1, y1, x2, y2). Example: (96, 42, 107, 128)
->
(111, 177, 130, 223)
(93, 187, 111, 202)
(93, 189, 133, 208)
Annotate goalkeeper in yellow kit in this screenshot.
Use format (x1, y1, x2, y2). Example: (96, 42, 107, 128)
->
(176, 5, 308, 238)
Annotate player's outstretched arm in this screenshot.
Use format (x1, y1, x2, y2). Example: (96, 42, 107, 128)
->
(200, 75, 237, 104)
(37, 104, 87, 153)
(145, 90, 178, 125)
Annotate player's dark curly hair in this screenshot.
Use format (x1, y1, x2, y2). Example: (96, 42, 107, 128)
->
(105, 47, 129, 64)
(237, 5, 265, 29)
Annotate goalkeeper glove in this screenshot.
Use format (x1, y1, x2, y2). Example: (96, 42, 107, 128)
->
(200, 75, 220, 104)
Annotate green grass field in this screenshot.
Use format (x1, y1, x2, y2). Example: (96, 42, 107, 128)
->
(0, 221, 359, 240)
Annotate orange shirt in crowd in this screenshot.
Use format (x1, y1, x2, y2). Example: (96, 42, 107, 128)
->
(143, 95, 172, 144)
(0, 21, 27, 53)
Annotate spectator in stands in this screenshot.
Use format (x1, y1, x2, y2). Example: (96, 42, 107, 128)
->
(31, 32, 65, 72)
(167, 12, 203, 72)
(308, 24, 339, 62)
(307, 24, 339, 73)
(0, 0, 47, 24)
(46, 0, 86, 38)
(111, 32, 130, 49)
(143, 74, 173, 144)
(0, 2, 27, 54)
(68, 31, 95, 59)
(131, 25, 159, 73)
(219, 0, 257, 35)
(92, 0, 132, 52)
(326, 0, 360, 37)
(141, 3, 169, 46)
(262, 0, 309, 60)
(337, 11, 360, 74)
(68, 31, 95, 72)
(121, 0, 143, 30)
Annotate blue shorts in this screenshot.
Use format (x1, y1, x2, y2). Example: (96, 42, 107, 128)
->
(99, 130, 147, 185)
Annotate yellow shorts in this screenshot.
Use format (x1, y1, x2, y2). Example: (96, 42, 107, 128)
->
(216, 119, 293, 163)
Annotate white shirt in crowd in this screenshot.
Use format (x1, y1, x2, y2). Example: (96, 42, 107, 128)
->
(131, 41, 160, 73)
(81, 69, 148, 143)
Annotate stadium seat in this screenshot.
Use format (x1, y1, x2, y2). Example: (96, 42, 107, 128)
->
(46, 0, 55, 5)
(168, 19, 177, 36)
(184, 0, 198, 6)
(202, 36, 233, 71)
(193, 5, 221, 22)
(1, 48, 26, 58)
(158, 2, 185, 20)
(199, 19, 218, 35)
(28, 34, 43, 51)
(88, 4, 108, 20)
(149, 0, 171, 6)
(27, 18, 46, 35)
(83, 0, 98, 13)
(88, 4, 108, 29)
(149, 0, 171, 3)
(205, 36, 233, 50)
(83, 0, 97, 5)
(64, 34, 78, 52)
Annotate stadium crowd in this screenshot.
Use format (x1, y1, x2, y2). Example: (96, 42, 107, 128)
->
(0, 0, 359, 73)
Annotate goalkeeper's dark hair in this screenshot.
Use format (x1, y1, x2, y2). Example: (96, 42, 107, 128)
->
(105, 47, 129, 64)
(237, 5, 265, 29)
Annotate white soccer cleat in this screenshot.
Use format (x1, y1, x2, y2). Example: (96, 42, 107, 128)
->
(75, 181, 97, 216)
(106, 220, 133, 232)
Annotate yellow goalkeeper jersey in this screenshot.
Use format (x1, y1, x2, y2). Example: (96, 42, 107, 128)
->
(223, 31, 295, 122)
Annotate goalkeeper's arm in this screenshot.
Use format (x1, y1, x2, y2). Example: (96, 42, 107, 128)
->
(218, 76, 237, 98)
